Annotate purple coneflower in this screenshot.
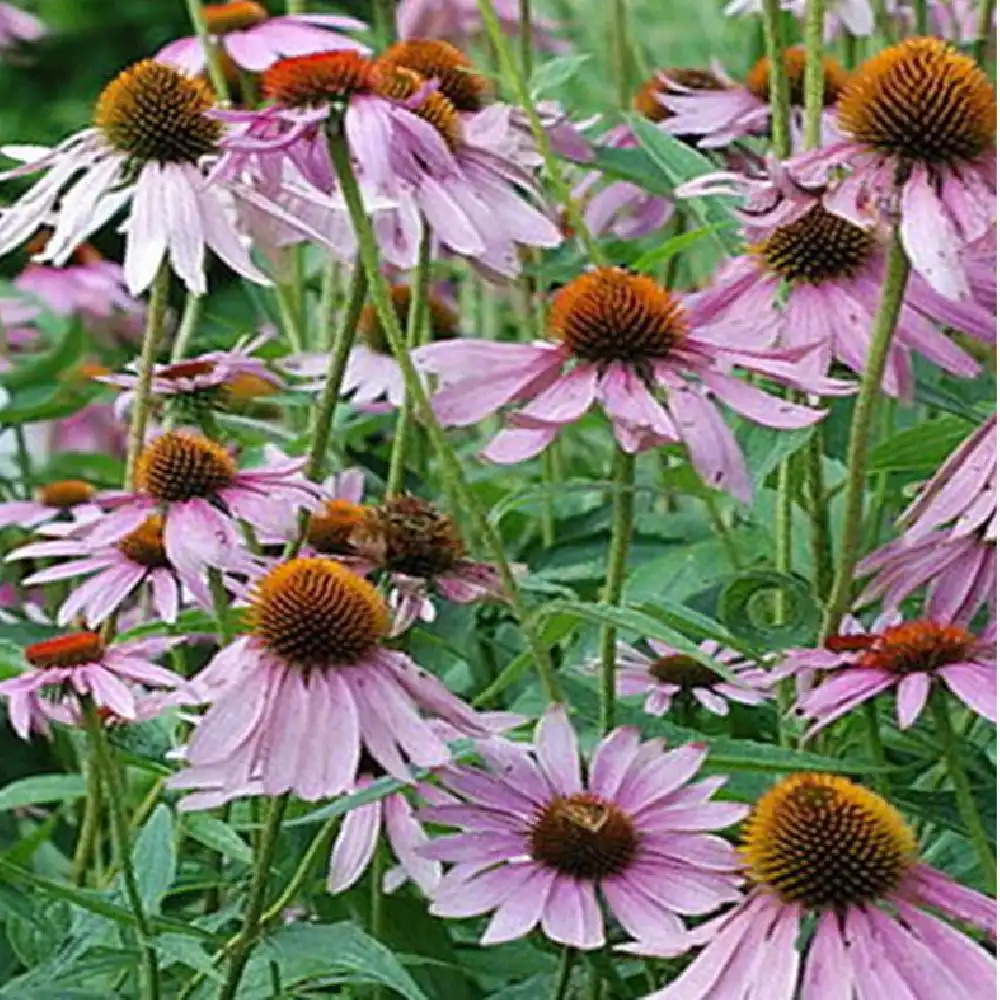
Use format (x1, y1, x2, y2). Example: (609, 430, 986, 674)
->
(0, 631, 185, 740)
(614, 638, 770, 717)
(167, 557, 490, 808)
(659, 48, 848, 149)
(415, 267, 852, 502)
(423, 706, 746, 949)
(87, 430, 320, 578)
(156, 1, 366, 75)
(775, 612, 996, 732)
(628, 772, 996, 1000)
(789, 37, 996, 301)
(857, 413, 996, 625)
(6, 513, 247, 626)
(0, 478, 102, 532)
(0, 59, 317, 294)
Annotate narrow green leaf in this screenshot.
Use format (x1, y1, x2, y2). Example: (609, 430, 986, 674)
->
(0, 775, 86, 811)
(529, 53, 593, 97)
(132, 805, 175, 914)
(631, 222, 734, 272)
(183, 813, 253, 865)
(866, 415, 974, 474)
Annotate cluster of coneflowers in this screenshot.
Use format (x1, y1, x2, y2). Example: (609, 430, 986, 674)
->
(0, 1, 994, 999)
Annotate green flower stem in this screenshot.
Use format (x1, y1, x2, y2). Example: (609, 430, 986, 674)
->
(975, 0, 996, 65)
(218, 794, 289, 1000)
(805, 431, 834, 599)
(519, 0, 534, 76)
(703, 492, 741, 569)
(611, 0, 632, 109)
(373, 0, 396, 46)
(863, 700, 891, 798)
(260, 815, 338, 923)
(183, 0, 231, 103)
(551, 947, 577, 1000)
(822, 230, 910, 634)
(929, 689, 997, 893)
(873, 0, 896, 41)
(208, 567, 234, 644)
(13, 426, 31, 498)
(802, 0, 826, 150)
(71, 758, 102, 886)
(126, 264, 170, 490)
(473, 0, 607, 266)
(540, 448, 557, 549)
(840, 31, 859, 69)
(913, 0, 928, 33)
(286, 0, 306, 12)
(598, 447, 635, 733)
(370, 847, 386, 1000)
(81, 700, 159, 1000)
(274, 278, 306, 354)
(760, 0, 792, 158)
(326, 124, 563, 704)
(304, 263, 368, 485)
(387, 232, 432, 497)
(169, 293, 202, 363)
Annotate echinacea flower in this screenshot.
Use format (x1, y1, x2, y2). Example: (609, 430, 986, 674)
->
(6, 513, 246, 626)
(659, 48, 848, 149)
(789, 37, 997, 301)
(776, 612, 996, 731)
(0, 59, 314, 294)
(99, 333, 282, 419)
(156, 1, 367, 75)
(396, 0, 569, 54)
(167, 557, 491, 808)
(0, 478, 102, 532)
(217, 47, 561, 275)
(87, 430, 320, 578)
(285, 283, 459, 409)
(628, 772, 996, 1000)
(423, 706, 746, 949)
(857, 413, 996, 625)
(725, 0, 875, 37)
(0, 3, 44, 56)
(351, 494, 505, 634)
(614, 638, 770, 717)
(681, 195, 982, 398)
(0, 631, 185, 740)
(416, 267, 852, 502)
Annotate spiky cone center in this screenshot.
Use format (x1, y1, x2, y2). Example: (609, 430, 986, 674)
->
(36, 479, 95, 509)
(135, 431, 237, 502)
(261, 50, 380, 107)
(353, 495, 464, 577)
(377, 39, 492, 112)
(633, 68, 725, 122)
(202, 0, 268, 34)
(549, 267, 687, 364)
(359, 285, 459, 354)
(372, 65, 463, 150)
(118, 515, 169, 568)
(95, 59, 222, 164)
(856, 621, 976, 674)
(306, 499, 367, 555)
(530, 792, 639, 879)
(649, 653, 720, 689)
(26, 631, 105, 669)
(745, 47, 848, 108)
(753, 204, 875, 284)
(250, 557, 389, 668)
(742, 773, 916, 909)
(837, 37, 996, 164)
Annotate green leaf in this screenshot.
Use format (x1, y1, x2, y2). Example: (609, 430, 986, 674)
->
(716, 570, 822, 650)
(736, 423, 816, 491)
(587, 144, 674, 196)
(0, 775, 86, 811)
(0, 384, 99, 426)
(631, 222, 735, 272)
(529, 54, 593, 97)
(628, 115, 742, 253)
(267, 923, 430, 1000)
(866, 415, 973, 475)
(132, 805, 175, 914)
(0, 321, 85, 391)
(183, 813, 253, 865)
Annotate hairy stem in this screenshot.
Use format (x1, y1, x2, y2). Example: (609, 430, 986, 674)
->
(126, 264, 170, 489)
(219, 795, 289, 1000)
(81, 701, 159, 1000)
(519, 0, 534, 76)
(805, 431, 833, 599)
(71, 758, 102, 886)
(598, 447, 635, 733)
(913, 0, 929, 33)
(611, 0, 632, 109)
(802, 0, 825, 149)
(760, 0, 792, 158)
(863, 700, 891, 798)
(974, 0, 996, 65)
(929, 689, 997, 893)
(183, 0, 231, 103)
(551, 947, 577, 1000)
(823, 231, 910, 634)
(169, 293, 202, 363)
(326, 124, 563, 704)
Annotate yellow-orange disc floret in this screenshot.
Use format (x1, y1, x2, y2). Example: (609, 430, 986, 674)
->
(377, 39, 492, 111)
(202, 0, 269, 34)
(37, 479, 96, 509)
(261, 50, 380, 107)
(25, 631, 106, 669)
(135, 431, 237, 502)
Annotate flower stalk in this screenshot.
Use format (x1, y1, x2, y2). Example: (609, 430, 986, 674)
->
(929, 689, 997, 893)
(802, 0, 826, 149)
(612, 0, 632, 109)
(822, 230, 910, 634)
(598, 446, 635, 733)
(81, 699, 160, 1000)
(974, 0, 996, 65)
(519, 0, 534, 76)
(125, 263, 170, 489)
(183, 0, 231, 103)
(325, 122, 563, 704)
(913, 0, 928, 33)
(760, 0, 792, 158)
